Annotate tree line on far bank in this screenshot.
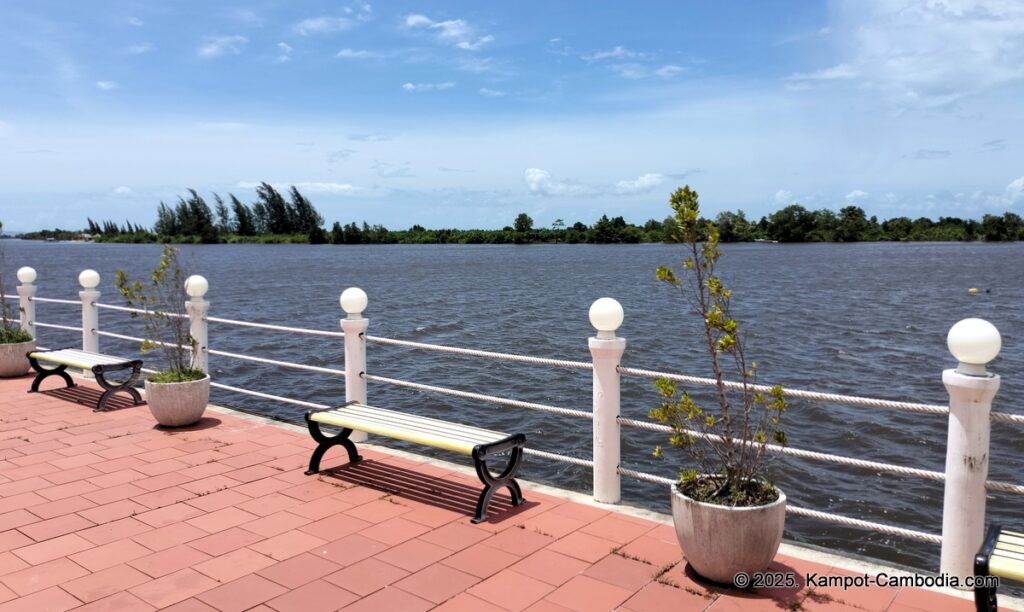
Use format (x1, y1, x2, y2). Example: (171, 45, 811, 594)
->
(17, 185, 1024, 244)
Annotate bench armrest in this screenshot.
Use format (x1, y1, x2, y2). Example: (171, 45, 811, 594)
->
(474, 433, 526, 460)
(976, 524, 1003, 576)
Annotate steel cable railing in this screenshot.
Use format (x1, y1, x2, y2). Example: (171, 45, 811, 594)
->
(207, 348, 344, 376)
(29, 296, 80, 306)
(366, 335, 593, 370)
(33, 322, 84, 333)
(617, 417, 1024, 496)
(18, 293, 1024, 549)
(363, 373, 593, 420)
(95, 303, 187, 319)
(207, 316, 346, 338)
(618, 365, 1024, 426)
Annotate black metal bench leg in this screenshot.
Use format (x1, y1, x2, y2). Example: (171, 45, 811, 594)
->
(28, 357, 74, 393)
(92, 362, 145, 412)
(304, 417, 361, 475)
(471, 446, 525, 524)
(975, 545, 997, 612)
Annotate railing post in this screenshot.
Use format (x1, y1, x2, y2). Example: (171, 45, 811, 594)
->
(185, 275, 209, 373)
(15, 267, 36, 336)
(79, 270, 100, 376)
(589, 297, 626, 504)
(940, 318, 1001, 586)
(340, 287, 368, 442)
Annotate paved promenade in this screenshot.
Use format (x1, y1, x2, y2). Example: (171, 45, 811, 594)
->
(0, 376, 982, 611)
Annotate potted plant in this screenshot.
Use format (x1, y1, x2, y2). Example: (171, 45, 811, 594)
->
(115, 245, 208, 426)
(0, 255, 34, 377)
(651, 186, 788, 585)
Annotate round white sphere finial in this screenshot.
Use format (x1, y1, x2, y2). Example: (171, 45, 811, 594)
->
(184, 275, 209, 298)
(78, 269, 100, 289)
(16, 267, 36, 284)
(340, 287, 368, 319)
(589, 297, 624, 339)
(947, 318, 1001, 376)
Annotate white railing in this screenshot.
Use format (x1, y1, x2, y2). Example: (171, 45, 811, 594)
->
(10, 265, 1022, 583)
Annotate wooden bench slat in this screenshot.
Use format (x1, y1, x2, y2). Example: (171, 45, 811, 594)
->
(310, 403, 508, 455)
(996, 540, 1024, 555)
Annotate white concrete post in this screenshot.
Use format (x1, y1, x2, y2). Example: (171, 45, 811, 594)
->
(78, 270, 101, 376)
(340, 287, 369, 442)
(185, 275, 209, 373)
(940, 318, 1001, 586)
(589, 297, 626, 504)
(15, 267, 36, 335)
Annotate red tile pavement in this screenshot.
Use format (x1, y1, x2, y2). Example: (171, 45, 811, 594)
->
(0, 375, 985, 611)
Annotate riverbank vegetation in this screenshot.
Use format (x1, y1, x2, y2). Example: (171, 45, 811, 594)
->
(16, 184, 1024, 244)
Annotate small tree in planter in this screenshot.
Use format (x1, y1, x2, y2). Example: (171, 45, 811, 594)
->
(652, 185, 788, 584)
(0, 249, 35, 377)
(115, 245, 209, 426)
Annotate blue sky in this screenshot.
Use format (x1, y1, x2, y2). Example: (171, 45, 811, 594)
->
(1, 0, 1023, 232)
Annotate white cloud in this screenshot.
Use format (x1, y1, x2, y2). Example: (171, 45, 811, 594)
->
(478, 87, 505, 97)
(583, 46, 641, 61)
(401, 82, 455, 92)
(524, 168, 598, 197)
(275, 42, 293, 64)
(774, 189, 793, 205)
(236, 181, 362, 195)
(846, 189, 869, 202)
(293, 17, 354, 36)
(1006, 176, 1024, 203)
(787, 0, 1024, 108)
(614, 173, 665, 194)
(112, 185, 133, 195)
(403, 14, 493, 50)
(95, 81, 118, 91)
(786, 63, 858, 83)
(611, 63, 684, 80)
(127, 43, 152, 55)
(337, 48, 377, 59)
(198, 35, 248, 58)
(126, 16, 144, 27)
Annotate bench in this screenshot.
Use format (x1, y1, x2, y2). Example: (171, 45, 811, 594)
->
(304, 401, 526, 523)
(975, 525, 1024, 611)
(28, 348, 144, 412)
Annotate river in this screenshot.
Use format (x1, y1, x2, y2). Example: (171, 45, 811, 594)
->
(2, 239, 1021, 573)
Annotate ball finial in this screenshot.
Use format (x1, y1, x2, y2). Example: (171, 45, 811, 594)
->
(340, 287, 368, 319)
(589, 297, 624, 339)
(185, 275, 209, 298)
(16, 267, 36, 284)
(947, 318, 1001, 376)
(78, 269, 100, 289)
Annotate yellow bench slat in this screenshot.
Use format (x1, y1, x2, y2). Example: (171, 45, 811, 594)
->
(30, 349, 132, 370)
(310, 404, 508, 456)
(990, 555, 1024, 582)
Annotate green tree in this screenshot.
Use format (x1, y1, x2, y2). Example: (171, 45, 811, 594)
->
(835, 206, 869, 242)
(513, 213, 534, 233)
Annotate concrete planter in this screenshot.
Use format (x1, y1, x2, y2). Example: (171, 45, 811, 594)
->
(671, 481, 786, 584)
(0, 340, 35, 378)
(144, 374, 209, 427)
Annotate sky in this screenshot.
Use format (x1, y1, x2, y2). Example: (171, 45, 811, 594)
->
(1, 0, 1023, 232)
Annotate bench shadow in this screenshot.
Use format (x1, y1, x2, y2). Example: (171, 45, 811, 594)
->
(319, 458, 538, 525)
(40, 386, 145, 412)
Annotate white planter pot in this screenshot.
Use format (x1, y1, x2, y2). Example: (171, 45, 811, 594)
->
(0, 340, 35, 378)
(144, 375, 210, 427)
(671, 482, 786, 584)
